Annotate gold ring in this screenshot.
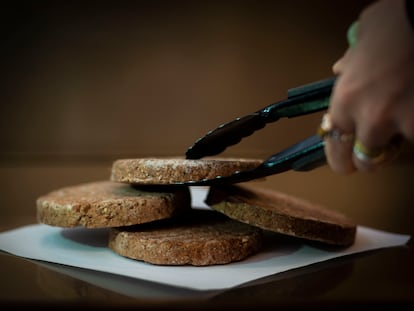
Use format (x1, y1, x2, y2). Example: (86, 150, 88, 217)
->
(353, 136, 403, 165)
(352, 140, 387, 164)
(317, 113, 354, 142)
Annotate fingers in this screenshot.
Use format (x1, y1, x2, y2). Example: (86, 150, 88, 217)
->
(324, 137, 355, 174)
(320, 99, 403, 174)
(318, 112, 356, 174)
(322, 0, 414, 175)
(332, 48, 351, 75)
(350, 109, 398, 172)
(320, 75, 401, 174)
(320, 112, 402, 174)
(352, 135, 403, 172)
(332, 58, 343, 76)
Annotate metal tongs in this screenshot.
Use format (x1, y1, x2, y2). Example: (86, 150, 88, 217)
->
(183, 76, 336, 186)
(182, 22, 358, 186)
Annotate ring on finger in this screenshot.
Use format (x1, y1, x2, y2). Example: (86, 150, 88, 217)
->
(352, 140, 387, 165)
(353, 136, 403, 165)
(317, 113, 355, 143)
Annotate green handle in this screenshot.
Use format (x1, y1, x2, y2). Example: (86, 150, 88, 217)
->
(347, 21, 359, 47)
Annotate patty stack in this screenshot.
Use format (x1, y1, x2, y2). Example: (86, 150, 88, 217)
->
(36, 157, 357, 266)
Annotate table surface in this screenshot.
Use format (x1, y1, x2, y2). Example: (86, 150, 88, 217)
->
(1, 160, 414, 310)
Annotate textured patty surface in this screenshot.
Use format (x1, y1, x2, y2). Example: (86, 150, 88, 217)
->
(206, 185, 357, 246)
(109, 209, 263, 266)
(36, 181, 191, 228)
(110, 157, 262, 185)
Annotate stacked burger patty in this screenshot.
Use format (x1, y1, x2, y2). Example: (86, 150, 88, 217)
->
(36, 157, 356, 266)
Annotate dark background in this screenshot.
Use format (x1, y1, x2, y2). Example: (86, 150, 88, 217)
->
(0, 0, 372, 159)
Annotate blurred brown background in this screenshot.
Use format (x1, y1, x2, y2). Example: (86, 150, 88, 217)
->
(1, 0, 414, 237)
(1, 0, 370, 158)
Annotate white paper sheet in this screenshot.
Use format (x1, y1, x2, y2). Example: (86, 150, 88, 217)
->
(0, 187, 411, 291)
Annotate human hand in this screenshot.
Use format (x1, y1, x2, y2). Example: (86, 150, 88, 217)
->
(321, 0, 414, 174)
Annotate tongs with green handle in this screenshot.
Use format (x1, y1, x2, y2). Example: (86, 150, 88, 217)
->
(183, 77, 334, 186)
(183, 23, 358, 186)
(186, 76, 334, 160)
